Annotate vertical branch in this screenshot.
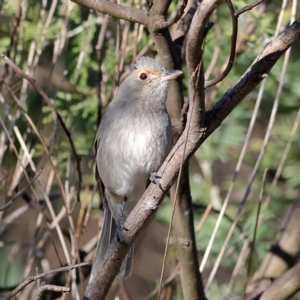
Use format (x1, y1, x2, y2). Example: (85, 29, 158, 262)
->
(148, 0, 184, 117)
(146, 2, 208, 299)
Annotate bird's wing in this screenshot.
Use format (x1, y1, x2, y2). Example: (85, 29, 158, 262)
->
(94, 131, 105, 205)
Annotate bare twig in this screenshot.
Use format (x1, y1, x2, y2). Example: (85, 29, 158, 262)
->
(35, 285, 70, 300)
(242, 169, 268, 299)
(4, 261, 91, 300)
(205, 0, 265, 88)
(235, 0, 265, 17)
(144, 265, 180, 300)
(205, 0, 238, 88)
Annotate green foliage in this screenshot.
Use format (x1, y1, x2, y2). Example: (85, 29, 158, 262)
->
(1, 0, 300, 298)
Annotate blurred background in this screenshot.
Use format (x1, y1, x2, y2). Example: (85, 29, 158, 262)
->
(1, 0, 300, 299)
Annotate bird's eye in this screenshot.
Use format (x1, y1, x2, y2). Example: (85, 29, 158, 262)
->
(139, 73, 148, 80)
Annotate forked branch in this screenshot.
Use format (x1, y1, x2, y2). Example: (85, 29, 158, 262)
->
(83, 13, 300, 300)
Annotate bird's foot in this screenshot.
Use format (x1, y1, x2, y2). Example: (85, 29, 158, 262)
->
(116, 217, 128, 246)
(150, 172, 164, 191)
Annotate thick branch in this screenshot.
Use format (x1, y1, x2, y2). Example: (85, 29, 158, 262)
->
(84, 18, 300, 300)
(147, 1, 184, 118)
(71, 0, 147, 25)
(169, 2, 223, 300)
(171, 165, 206, 300)
(150, 0, 172, 18)
(157, 0, 188, 30)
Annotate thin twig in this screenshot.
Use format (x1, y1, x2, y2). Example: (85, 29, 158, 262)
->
(145, 265, 180, 300)
(205, 0, 238, 88)
(242, 169, 268, 299)
(4, 261, 91, 300)
(235, 0, 265, 17)
(35, 285, 70, 300)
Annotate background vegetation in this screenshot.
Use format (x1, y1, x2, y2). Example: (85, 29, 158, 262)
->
(0, 0, 300, 299)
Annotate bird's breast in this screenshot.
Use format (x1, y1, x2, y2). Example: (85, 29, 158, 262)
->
(97, 108, 172, 197)
(124, 111, 171, 168)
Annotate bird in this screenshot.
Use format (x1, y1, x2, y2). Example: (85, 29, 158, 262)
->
(93, 56, 182, 278)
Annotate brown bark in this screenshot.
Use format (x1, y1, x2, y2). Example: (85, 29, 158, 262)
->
(83, 13, 300, 300)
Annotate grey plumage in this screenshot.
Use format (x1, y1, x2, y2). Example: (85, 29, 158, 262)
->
(93, 56, 182, 278)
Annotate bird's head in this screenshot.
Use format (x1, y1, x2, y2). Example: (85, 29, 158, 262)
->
(117, 56, 182, 103)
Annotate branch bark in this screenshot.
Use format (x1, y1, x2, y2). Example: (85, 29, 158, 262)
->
(169, 1, 223, 299)
(83, 13, 300, 300)
(149, 2, 206, 300)
(147, 0, 184, 118)
(71, 0, 147, 25)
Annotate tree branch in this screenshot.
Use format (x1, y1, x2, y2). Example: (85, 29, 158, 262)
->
(4, 261, 91, 300)
(70, 0, 148, 25)
(205, 0, 238, 88)
(83, 12, 300, 300)
(156, 0, 188, 30)
(168, 1, 223, 299)
(235, 0, 265, 17)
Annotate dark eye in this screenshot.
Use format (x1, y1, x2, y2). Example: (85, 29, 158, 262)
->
(139, 73, 148, 80)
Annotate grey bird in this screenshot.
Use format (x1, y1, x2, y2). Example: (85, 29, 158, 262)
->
(93, 56, 182, 278)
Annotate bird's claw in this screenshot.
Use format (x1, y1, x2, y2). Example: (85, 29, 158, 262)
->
(116, 218, 128, 246)
(150, 172, 164, 191)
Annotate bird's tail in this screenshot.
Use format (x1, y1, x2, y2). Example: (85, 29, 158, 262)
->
(118, 243, 133, 278)
(92, 201, 115, 275)
(92, 202, 134, 279)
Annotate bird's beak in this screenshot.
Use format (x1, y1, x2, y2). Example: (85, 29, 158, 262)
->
(160, 70, 183, 83)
